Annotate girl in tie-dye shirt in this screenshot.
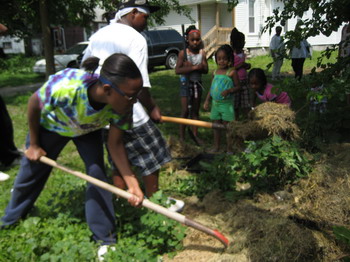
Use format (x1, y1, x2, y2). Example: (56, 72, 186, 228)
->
(1, 53, 144, 247)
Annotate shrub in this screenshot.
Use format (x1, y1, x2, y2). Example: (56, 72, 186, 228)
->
(233, 136, 311, 192)
(175, 136, 311, 198)
(0, 54, 39, 73)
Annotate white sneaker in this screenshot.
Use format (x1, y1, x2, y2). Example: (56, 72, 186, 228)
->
(166, 197, 185, 213)
(97, 245, 116, 261)
(0, 171, 10, 181)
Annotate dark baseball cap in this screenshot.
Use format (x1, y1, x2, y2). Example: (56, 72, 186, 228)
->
(118, 0, 160, 13)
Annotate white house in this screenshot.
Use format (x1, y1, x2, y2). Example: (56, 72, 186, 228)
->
(152, 0, 342, 56)
(0, 36, 25, 54)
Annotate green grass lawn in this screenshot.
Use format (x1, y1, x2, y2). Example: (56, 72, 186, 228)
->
(0, 55, 45, 88)
(0, 50, 337, 88)
(0, 72, 45, 88)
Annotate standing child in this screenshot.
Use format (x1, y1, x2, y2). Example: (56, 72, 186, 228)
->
(248, 68, 291, 106)
(1, 53, 144, 257)
(230, 29, 252, 119)
(204, 45, 241, 153)
(175, 26, 208, 144)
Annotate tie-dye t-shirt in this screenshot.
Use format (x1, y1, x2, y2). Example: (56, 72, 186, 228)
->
(36, 68, 131, 137)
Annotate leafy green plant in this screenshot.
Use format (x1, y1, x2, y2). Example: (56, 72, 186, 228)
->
(0, 55, 44, 88)
(110, 190, 185, 260)
(0, 215, 96, 261)
(333, 226, 350, 262)
(234, 136, 311, 192)
(171, 154, 241, 199)
(0, 55, 39, 73)
(175, 136, 311, 197)
(0, 187, 185, 261)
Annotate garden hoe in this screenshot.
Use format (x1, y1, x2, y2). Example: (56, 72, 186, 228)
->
(39, 156, 229, 248)
(161, 116, 226, 130)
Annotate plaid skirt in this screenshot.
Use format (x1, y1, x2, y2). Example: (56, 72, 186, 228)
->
(106, 119, 172, 176)
(234, 80, 252, 109)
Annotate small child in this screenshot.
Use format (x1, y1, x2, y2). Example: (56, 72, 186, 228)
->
(230, 28, 252, 119)
(204, 45, 241, 153)
(175, 25, 208, 144)
(248, 68, 291, 106)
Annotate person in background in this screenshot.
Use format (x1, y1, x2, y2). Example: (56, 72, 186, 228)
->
(230, 28, 251, 119)
(0, 23, 22, 174)
(338, 19, 350, 104)
(339, 20, 350, 59)
(248, 68, 291, 106)
(175, 25, 208, 144)
(1, 53, 144, 259)
(270, 26, 285, 80)
(203, 45, 240, 153)
(82, 1, 183, 213)
(291, 23, 311, 80)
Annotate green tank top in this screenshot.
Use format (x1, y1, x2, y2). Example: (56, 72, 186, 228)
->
(210, 69, 234, 101)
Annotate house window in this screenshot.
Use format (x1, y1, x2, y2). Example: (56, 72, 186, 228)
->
(249, 0, 255, 33)
(2, 42, 12, 50)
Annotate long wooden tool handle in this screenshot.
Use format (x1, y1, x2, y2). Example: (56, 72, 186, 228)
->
(161, 116, 226, 130)
(39, 156, 229, 248)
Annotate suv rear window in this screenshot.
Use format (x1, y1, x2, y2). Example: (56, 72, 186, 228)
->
(141, 29, 184, 69)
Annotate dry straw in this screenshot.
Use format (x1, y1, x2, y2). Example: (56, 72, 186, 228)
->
(227, 102, 300, 150)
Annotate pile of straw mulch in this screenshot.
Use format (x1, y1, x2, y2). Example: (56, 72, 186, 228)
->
(226, 102, 300, 150)
(166, 135, 201, 159)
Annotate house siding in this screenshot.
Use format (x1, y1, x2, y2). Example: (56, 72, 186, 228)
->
(161, 0, 342, 53)
(200, 4, 217, 35)
(0, 36, 25, 54)
(219, 3, 234, 28)
(153, 4, 199, 35)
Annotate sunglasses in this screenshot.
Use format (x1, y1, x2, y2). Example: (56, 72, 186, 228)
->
(99, 76, 141, 101)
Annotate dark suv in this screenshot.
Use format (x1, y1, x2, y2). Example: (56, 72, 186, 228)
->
(141, 29, 184, 69)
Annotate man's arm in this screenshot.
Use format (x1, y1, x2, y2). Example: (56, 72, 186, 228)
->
(137, 87, 161, 121)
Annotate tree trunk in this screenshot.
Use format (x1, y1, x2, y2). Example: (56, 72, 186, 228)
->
(23, 36, 33, 57)
(39, 0, 55, 78)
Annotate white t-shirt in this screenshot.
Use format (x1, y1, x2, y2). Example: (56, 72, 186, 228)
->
(291, 40, 311, 59)
(269, 35, 284, 57)
(82, 23, 150, 127)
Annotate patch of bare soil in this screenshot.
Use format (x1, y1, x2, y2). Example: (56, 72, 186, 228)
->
(164, 143, 350, 262)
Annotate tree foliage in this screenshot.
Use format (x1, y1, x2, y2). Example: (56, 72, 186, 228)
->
(0, 0, 99, 38)
(0, 0, 193, 76)
(0, 0, 195, 38)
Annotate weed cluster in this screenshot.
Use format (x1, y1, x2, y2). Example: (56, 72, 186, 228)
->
(0, 54, 38, 74)
(0, 190, 185, 261)
(175, 136, 311, 198)
(104, 191, 185, 261)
